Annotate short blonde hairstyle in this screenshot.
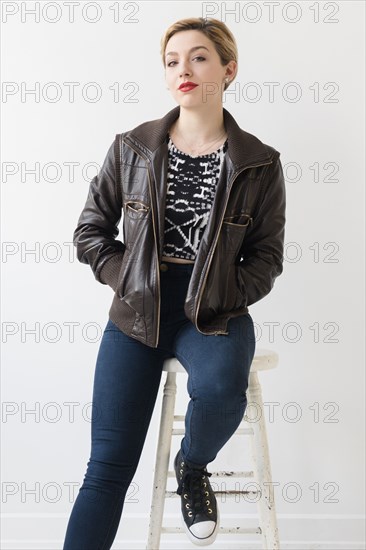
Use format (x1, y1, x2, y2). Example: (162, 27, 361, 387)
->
(161, 17, 238, 91)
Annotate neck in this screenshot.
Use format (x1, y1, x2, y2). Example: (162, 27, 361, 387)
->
(171, 104, 226, 145)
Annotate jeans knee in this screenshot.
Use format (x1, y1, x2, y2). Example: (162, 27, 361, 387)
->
(197, 377, 247, 403)
(82, 456, 135, 495)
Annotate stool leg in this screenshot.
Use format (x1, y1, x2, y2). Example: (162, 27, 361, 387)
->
(247, 371, 280, 549)
(146, 371, 177, 550)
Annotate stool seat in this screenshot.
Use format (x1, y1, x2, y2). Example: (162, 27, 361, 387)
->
(163, 348, 279, 373)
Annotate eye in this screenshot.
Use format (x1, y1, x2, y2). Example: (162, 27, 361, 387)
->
(166, 56, 206, 68)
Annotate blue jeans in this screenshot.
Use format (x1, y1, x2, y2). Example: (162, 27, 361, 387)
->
(63, 261, 256, 549)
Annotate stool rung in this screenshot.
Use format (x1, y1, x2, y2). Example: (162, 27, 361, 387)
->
(161, 526, 262, 535)
(172, 427, 253, 436)
(174, 415, 252, 426)
(233, 427, 254, 435)
(173, 414, 253, 435)
(175, 415, 253, 427)
(167, 470, 254, 478)
(165, 490, 259, 498)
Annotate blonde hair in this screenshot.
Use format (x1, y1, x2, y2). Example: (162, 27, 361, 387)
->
(160, 17, 238, 91)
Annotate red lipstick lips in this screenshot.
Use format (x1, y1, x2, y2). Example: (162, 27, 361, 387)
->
(178, 81, 198, 91)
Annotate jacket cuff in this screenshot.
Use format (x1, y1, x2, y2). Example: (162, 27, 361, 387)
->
(98, 253, 124, 291)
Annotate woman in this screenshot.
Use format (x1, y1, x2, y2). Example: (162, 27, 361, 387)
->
(63, 16, 286, 549)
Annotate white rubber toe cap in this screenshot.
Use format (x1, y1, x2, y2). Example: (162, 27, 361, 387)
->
(182, 506, 220, 546)
(190, 520, 216, 539)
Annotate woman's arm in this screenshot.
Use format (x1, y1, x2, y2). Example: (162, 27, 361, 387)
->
(73, 137, 125, 291)
(236, 153, 286, 307)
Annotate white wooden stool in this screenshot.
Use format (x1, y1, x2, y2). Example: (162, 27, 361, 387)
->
(146, 349, 280, 549)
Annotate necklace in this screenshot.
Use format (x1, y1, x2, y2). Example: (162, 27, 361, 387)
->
(172, 125, 227, 157)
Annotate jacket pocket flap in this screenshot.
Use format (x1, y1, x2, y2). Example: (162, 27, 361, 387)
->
(223, 213, 252, 227)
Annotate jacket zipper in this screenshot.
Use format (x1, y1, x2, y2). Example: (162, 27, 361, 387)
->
(122, 137, 161, 347)
(194, 159, 273, 336)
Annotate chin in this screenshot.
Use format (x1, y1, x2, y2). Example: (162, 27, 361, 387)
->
(174, 95, 204, 106)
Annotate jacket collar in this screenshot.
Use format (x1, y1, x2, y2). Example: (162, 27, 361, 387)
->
(125, 105, 273, 170)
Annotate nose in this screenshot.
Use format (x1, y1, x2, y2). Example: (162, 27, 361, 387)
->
(179, 59, 192, 77)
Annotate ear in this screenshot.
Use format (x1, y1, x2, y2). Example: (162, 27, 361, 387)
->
(225, 59, 238, 80)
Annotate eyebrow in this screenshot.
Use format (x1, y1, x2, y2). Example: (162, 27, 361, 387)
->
(165, 45, 209, 58)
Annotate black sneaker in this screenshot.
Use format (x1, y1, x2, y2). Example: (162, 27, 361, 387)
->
(174, 449, 219, 546)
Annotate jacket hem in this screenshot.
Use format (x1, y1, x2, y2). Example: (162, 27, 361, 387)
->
(108, 294, 157, 348)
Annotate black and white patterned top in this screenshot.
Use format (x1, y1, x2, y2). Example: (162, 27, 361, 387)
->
(162, 133, 228, 261)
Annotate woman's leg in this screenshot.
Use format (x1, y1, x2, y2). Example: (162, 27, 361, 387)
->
(173, 313, 256, 467)
(170, 306, 256, 546)
(63, 319, 168, 550)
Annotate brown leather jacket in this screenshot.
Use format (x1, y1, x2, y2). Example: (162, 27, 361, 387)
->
(73, 106, 286, 348)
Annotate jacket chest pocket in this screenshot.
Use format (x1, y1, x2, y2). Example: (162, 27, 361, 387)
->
(124, 200, 151, 219)
(221, 214, 252, 259)
(123, 198, 151, 247)
(223, 213, 252, 228)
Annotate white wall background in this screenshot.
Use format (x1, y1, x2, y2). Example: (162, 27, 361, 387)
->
(1, 1, 365, 548)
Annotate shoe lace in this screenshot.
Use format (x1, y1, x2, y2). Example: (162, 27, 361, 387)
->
(177, 467, 213, 514)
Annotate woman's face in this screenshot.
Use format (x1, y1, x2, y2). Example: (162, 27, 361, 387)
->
(164, 29, 236, 108)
